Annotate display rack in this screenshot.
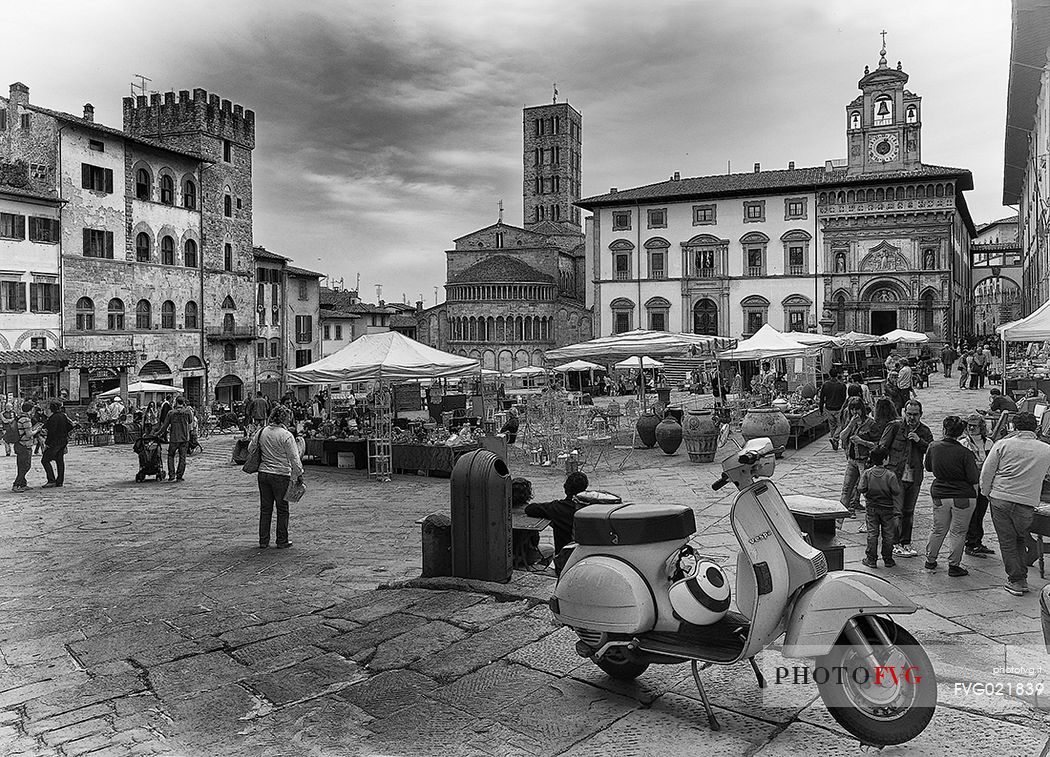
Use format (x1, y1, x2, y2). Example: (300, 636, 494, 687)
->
(368, 383, 393, 481)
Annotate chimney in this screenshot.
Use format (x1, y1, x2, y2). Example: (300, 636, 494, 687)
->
(609, 187, 618, 193)
(416, 299, 424, 312)
(754, 163, 761, 173)
(673, 171, 680, 181)
(83, 103, 94, 122)
(788, 161, 795, 170)
(8, 82, 29, 105)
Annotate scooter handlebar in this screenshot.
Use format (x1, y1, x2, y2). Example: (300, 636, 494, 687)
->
(711, 474, 729, 491)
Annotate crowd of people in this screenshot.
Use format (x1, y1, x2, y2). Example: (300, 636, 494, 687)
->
(829, 350, 1046, 597)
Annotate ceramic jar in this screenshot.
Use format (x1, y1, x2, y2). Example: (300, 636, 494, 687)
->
(683, 409, 720, 463)
(636, 412, 660, 448)
(655, 416, 683, 455)
(740, 407, 790, 454)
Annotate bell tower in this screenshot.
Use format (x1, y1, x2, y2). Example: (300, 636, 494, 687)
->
(845, 33, 922, 175)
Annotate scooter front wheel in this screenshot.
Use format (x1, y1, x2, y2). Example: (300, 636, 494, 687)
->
(815, 620, 935, 746)
(594, 647, 649, 680)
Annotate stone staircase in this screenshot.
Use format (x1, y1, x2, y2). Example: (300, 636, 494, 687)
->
(661, 356, 711, 388)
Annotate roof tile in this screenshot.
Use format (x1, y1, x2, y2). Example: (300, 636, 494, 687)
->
(448, 255, 553, 284)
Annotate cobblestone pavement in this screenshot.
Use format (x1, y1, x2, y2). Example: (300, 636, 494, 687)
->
(0, 373, 1047, 756)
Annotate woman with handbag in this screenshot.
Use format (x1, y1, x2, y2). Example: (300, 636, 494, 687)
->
(245, 405, 304, 549)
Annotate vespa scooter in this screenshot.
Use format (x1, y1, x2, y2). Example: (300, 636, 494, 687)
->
(550, 437, 936, 746)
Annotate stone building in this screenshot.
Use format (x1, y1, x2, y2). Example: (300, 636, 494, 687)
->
(971, 216, 1022, 338)
(287, 265, 321, 375)
(417, 96, 592, 367)
(579, 45, 975, 344)
(0, 81, 258, 406)
(1003, 0, 1050, 316)
(319, 287, 394, 357)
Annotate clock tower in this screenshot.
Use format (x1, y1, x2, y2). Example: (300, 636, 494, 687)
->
(845, 35, 922, 175)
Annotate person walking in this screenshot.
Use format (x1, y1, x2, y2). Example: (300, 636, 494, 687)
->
(158, 394, 173, 427)
(879, 399, 933, 559)
(961, 413, 996, 559)
(859, 447, 903, 569)
(979, 411, 1050, 596)
(845, 373, 873, 409)
(246, 392, 270, 432)
(923, 416, 978, 576)
(897, 358, 915, 399)
(156, 397, 194, 482)
(969, 348, 985, 390)
(11, 401, 36, 492)
(1, 398, 14, 457)
(819, 368, 847, 451)
(958, 350, 970, 389)
(942, 345, 958, 378)
(839, 398, 877, 519)
(143, 401, 159, 434)
(248, 405, 303, 549)
(39, 401, 71, 488)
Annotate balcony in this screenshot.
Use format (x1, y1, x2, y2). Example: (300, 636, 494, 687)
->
(696, 267, 715, 278)
(747, 266, 764, 277)
(205, 325, 256, 341)
(615, 271, 632, 281)
(788, 265, 806, 276)
(649, 270, 666, 280)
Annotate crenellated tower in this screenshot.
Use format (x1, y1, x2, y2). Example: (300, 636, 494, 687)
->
(523, 94, 582, 230)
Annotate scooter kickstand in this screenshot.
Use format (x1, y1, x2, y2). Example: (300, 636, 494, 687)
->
(690, 660, 721, 731)
(749, 657, 766, 688)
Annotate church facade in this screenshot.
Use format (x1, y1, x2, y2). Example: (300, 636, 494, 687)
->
(579, 45, 976, 343)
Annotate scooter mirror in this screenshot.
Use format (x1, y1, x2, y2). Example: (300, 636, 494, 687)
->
(740, 437, 774, 456)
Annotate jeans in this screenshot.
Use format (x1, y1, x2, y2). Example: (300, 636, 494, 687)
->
(258, 471, 290, 545)
(866, 506, 897, 562)
(989, 498, 1036, 584)
(896, 478, 922, 546)
(926, 497, 975, 566)
(825, 410, 841, 448)
(168, 442, 188, 479)
(13, 444, 31, 487)
(840, 458, 865, 513)
(41, 445, 66, 485)
(959, 371, 968, 389)
(966, 492, 989, 548)
(942, 362, 952, 377)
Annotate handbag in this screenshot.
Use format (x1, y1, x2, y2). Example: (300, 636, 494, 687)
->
(286, 479, 306, 503)
(241, 429, 263, 474)
(901, 463, 915, 483)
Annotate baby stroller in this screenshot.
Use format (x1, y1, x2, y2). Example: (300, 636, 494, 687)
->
(132, 435, 166, 482)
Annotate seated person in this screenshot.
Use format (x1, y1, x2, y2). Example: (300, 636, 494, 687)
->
(524, 471, 590, 558)
(511, 477, 544, 568)
(499, 407, 520, 444)
(989, 387, 1019, 414)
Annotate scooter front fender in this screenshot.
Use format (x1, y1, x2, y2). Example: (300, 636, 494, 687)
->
(782, 571, 918, 659)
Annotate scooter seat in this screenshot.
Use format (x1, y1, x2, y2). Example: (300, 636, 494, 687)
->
(574, 503, 695, 546)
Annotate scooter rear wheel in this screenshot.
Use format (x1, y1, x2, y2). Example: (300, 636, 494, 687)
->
(594, 648, 649, 680)
(815, 620, 935, 746)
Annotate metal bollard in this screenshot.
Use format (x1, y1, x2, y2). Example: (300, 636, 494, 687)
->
(450, 449, 512, 583)
(421, 513, 452, 577)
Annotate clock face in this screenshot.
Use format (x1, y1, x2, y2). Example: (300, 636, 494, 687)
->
(868, 134, 899, 163)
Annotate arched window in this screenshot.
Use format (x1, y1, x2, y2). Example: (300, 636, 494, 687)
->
(182, 179, 196, 209)
(135, 168, 150, 200)
(160, 175, 174, 205)
(135, 299, 151, 329)
(610, 297, 635, 334)
(835, 293, 847, 333)
(921, 291, 936, 332)
(184, 301, 198, 329)
(224, 343, 236, 361)
(136, 232, 151, 262)
(693, 299, 717, 336)
(222, 295, 236, 309)
(107, 298, 124, 330)
(849, 111, 860, 129)
(740, 295, 770, 336)
(76, 297, 94, 330)
(161, 300, 176, 329)
(224, 243, 233, 271)
(222, 313, 235, 333)
(224, 194, 232, 217)
(184, 239, 198, 268)
(160, 235, 175, 265)
(645, 296, 671, 331)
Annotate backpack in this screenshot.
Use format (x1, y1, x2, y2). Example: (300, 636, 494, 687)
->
(3, 418, 18, 445)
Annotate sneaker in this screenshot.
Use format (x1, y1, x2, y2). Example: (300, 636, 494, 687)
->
(973, 545, 995, 556)
(901, 545, 919, 558)
(884, 558, 897, 567)
(948, 565, 969, 577)
(964, 546, 987, 559)
(861, 557, 878, 568)
(892, 544, 907, 557)
(1004, 582, 1026, 596)
(924, 560, 937, 570)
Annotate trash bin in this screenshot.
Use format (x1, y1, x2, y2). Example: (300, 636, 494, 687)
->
(656, 387, 671, 406)
(450, 449, 512, 582)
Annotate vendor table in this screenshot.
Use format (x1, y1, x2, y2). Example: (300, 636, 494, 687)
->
(783, 494, 848, 571)
(785, 409, 828, 450)
(393, 443, 478, 477)
(322, 438, 368, 469)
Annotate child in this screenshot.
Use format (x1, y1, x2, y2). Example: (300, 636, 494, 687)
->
(524, 471, 590, 575)
(858, 446, 903, 568)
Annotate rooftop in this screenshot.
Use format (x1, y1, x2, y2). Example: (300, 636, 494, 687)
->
(252, 246, 290, 262)
(285, 265, 323, 278)
(448, 255, 554, 285)
(1003, 0, 1050, 204)
(0, 183, 63, 204)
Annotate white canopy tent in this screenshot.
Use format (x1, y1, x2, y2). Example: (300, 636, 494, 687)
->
(838, 331, 887, 347)
(998, 298, 1050, 341)
(286, 331, 479, 384)
(544, 328, 730, 362)
(790, 332, 844, 348)
(716, 324, 816, 361)
(613, 355, 665, 369)
(881, 328, 930, 345)
(552, 360, 604, 372)
(508, 365, 547, 376)
(100, 381, 183, 397)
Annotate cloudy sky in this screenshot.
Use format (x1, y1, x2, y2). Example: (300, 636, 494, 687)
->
(6, 0, 1012, 305)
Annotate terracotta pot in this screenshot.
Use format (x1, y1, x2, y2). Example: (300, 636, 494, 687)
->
(741, 407, 790, 455)
(683, 409, 720, 463)
(636, 412, 660, 448)
(655, 417, 683, 455)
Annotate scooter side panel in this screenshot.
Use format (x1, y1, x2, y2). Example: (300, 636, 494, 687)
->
(553, 555, 656, 633)
(781, 572, 919, 658)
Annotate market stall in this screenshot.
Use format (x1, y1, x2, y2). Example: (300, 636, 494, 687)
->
(287, 331, 481, 479)
(551, 360, 604, 394)
(998, 299, 1050, 398)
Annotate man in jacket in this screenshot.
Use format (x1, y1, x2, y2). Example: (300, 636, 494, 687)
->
(10, 401, 35, 492)
(40, 401, 72, 488)
(878, 399, 933, 558)
(245, 392, 270, 431)
(941, 345, 958, 378)
(979, 411, 1050, 596)
(818, 368, 847, 451)
(157, 397, 195, 482)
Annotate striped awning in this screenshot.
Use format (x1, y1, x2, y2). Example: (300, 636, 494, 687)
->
(544, 329, 733, 363)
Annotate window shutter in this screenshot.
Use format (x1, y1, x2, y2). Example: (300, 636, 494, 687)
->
(15, 283, 26, 312)
(29, 283, 38, 312)
(104, 168, 113, 194)
(14, 214, 24, 240)
(53, 284, 60, 311)
(82, 227, 90, 255)
(105, 231, 114, 258)
(81, 164, 90, 189)
(28, 216, 37, 241)
(50, 219, 60, 241)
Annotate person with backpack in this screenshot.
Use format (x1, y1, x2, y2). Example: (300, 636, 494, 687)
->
(10, 401, 36, 492)
(40, 401, 72, 488)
